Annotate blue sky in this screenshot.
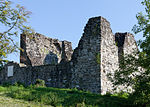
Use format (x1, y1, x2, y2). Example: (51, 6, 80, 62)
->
(8, 0, 144, 62)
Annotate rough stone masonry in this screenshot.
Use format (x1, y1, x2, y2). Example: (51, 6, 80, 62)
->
(0, 16, 138, 94)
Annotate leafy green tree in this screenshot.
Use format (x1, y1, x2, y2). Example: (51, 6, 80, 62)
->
(0, 0, 33, 66)
(109, 0, 150, 106)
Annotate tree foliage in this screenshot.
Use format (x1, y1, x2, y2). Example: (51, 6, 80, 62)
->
(110, 0, 150, 106)
(0, 0, 33, 66)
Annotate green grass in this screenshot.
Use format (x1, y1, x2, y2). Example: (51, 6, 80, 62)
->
(0, 85, 134, 107)
(0, 95, 52, 107)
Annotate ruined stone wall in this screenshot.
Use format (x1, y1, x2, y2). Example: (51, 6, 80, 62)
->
(115, 32, 138, 63)
(71, 17, 101, 93)
(0, 16, 139, 94)
(100, 18, 118, 94)
(70, 17, 138, 94)
(0, 62, 71, 88)
(121, 33, 138, 55)
(114, 32, 138, 92)
(20, 33, 73, 66)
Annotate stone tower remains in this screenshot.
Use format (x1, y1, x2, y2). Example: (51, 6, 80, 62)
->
(70, 17, 118, 94)
(0, 16, 138, 94)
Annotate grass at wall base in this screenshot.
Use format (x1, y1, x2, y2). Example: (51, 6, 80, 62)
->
(0, 83, 138, 107)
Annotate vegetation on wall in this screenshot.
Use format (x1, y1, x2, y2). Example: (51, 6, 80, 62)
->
(35, 79, 45, 87)
(96, 53, 101, 64)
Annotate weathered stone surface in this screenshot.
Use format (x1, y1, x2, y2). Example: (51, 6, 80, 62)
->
(20, 33, 73, 66)
(115, 32, 138, 63)
(0, 62, 71, 88)
(0, 16, 139, 94)
(100, 17, 118, 94)
(71, 17, 102, 93)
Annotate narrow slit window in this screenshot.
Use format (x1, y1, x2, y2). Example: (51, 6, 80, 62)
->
(7, 66, 14, 77)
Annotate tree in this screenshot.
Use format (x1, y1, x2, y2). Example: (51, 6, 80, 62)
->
(0, 0, 33, 66)
(109, 0, 150, 106)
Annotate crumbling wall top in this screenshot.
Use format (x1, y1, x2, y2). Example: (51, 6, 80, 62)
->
(20, 33, 73, 66)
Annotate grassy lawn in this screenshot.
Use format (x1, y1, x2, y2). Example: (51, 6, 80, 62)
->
(0, 94, 52, 107)
(0, 85, 134, 107)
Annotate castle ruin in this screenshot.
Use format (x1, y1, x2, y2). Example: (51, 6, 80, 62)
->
(0, 16, 138, 94)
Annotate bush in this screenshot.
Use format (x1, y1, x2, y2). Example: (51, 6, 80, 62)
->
(13, 82, 25, 87)
(35, 79, 45, 87)
(2, 82, 11, 87)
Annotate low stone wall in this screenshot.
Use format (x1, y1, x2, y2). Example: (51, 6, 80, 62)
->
(0, 62, 71, 88)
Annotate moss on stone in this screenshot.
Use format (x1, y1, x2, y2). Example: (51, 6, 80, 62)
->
(96, 53, 101, 64)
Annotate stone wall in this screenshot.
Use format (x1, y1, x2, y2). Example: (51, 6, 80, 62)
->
(20, 33, 73, 66)
(0, 16, 139, 94)
(70, 17, 138, 94)
(71, 17, 101, 93)
(115, 32, 138, 63)
(100, 18, 118, 94)
(0, 62, 71, 88)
